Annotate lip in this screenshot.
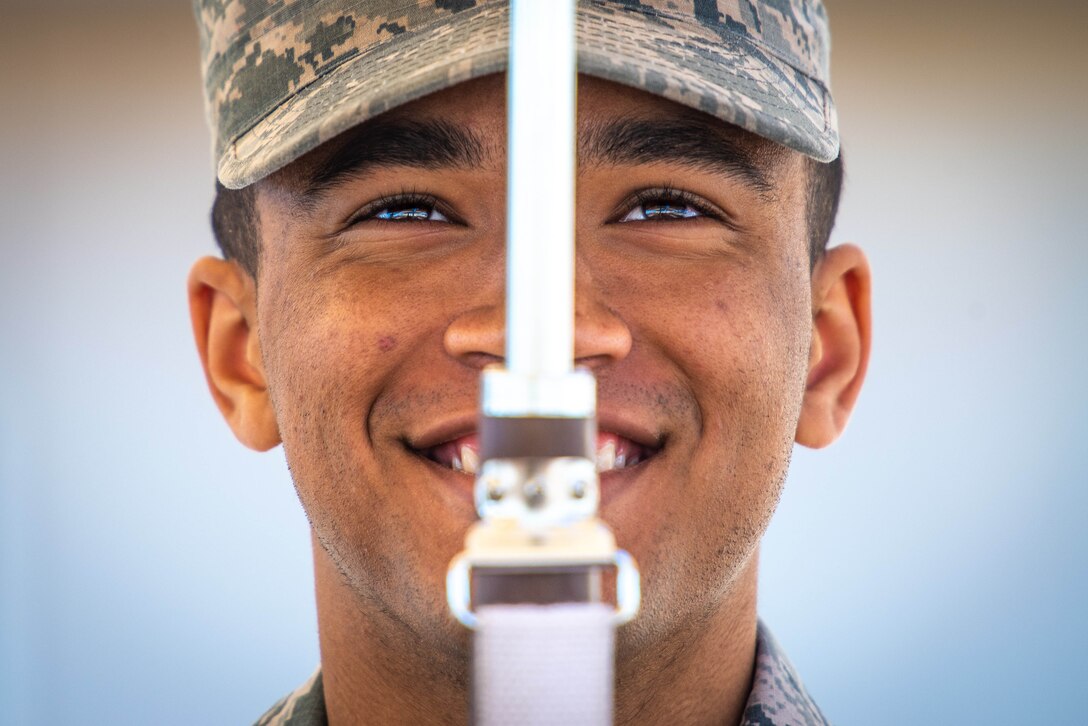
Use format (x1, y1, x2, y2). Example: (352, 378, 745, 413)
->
(409, 449, 478, 508)
(408, 410, 663, 453)
(595, 411, 665, 453)
(405, 413, 479, 452)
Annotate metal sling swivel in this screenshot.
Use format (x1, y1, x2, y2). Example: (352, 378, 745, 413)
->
(446, 1, 640, 724)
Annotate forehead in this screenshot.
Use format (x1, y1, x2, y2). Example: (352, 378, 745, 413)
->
(268, 74, 794, 193)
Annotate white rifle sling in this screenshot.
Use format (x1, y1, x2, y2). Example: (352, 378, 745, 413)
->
(474, 604, 614, 726)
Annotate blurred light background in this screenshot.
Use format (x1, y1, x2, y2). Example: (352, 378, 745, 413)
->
(1, 0, 1084, 723)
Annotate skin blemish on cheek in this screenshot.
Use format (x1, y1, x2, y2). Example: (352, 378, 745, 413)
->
(377, 335, 397, 352)
(715, 299, 728, 313)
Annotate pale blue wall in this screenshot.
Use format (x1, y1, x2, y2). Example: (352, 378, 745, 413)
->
(1, 1, 1085, 724)
(760, 3, 1088, 722)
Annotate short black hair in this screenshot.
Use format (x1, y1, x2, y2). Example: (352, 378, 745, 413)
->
(211, 180, 260, 277)
(804, 152, 844, 268)
(209, 153, 844, 278)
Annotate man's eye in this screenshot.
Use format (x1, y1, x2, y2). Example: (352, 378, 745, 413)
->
(373, 204, 448, 222)
(620, 202, 702, 222)
(617, 190, 711, 223)
(354, 194, 450, 224)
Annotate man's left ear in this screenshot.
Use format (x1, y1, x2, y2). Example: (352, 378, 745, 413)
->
(795, 244, 872, 449)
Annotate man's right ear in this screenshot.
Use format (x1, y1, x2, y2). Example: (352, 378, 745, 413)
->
(187, 257, 281, 451)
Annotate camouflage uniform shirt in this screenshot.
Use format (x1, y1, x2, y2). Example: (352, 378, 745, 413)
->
(255, 620, 830, 725)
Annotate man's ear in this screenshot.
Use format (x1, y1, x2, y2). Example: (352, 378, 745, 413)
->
(187, 256, 281, 451)
(795, 244, 872, 449)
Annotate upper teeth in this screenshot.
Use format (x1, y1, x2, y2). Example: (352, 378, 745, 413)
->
(596, 440, 616, 472)
(460, 446, 479, 475)
(450, 445, 479, 475)
(595, 441, 638, 472)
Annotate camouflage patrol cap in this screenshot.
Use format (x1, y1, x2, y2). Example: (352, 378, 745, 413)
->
(194, 0, 838, 189)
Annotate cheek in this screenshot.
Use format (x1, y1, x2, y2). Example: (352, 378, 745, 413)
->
(257, 284, 427, 555)
(263, 262, 437, 383)
(689, 262, 811, 463)
(608, 255, 811, 589)
(628, 261, 809, 395)
(257, 276, 422, 485)
(267, 296, 378, 406)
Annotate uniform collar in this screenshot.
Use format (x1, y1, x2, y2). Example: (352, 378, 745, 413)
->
(255, 620, 828, 725)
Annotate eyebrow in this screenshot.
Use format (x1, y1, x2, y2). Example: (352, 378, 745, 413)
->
(580, 117, 779, 195)
(300, 112, 778, 201)
(301, 117, 487, 199)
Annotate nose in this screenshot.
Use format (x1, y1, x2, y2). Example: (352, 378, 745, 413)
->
(443, 303, 506, 369)
(571, 251, 632, 369)
(443, 254, 632, 371)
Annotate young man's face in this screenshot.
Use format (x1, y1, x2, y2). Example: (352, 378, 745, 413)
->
(245, 74, 817, 653)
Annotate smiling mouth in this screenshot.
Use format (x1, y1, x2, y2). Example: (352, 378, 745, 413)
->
(417, 432, 660, 476)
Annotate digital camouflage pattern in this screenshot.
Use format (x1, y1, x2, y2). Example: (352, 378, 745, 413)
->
(742, 621, 831, 726)
(254, 668, 326, 726)
(252, 621, 828, 725)
(194, 0, 838, 188)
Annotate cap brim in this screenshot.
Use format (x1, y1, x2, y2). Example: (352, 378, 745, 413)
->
(218, 3, 837, 189)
